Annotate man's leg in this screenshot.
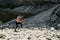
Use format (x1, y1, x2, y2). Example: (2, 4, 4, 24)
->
(15, 22, 18, 32)
(20, 23, 22, 28)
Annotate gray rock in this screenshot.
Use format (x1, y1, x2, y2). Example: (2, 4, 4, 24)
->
(57, 24, 60, 26)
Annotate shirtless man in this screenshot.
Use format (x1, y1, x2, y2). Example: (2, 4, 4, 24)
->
(15, 15, 22, 32)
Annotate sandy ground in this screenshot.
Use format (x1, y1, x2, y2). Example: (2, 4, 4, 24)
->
(0, 27, 60, 40)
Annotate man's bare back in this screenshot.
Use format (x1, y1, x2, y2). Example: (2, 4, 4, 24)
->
(16, 16, 22, 23)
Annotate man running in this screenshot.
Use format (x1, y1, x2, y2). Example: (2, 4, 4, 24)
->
(15, 15, 22, 32)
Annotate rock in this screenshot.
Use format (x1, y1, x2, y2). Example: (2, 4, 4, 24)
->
(50, 14, 58, 21)
(1, 2, 60, 29)
(50, 27, 55, 31)
(27, 37, 31, 40)
(0, 3, 56, 23)
(46, 38, 51, 40)
(1, 4, 59, 29)
(56, 7, 60, 17)
(21, 4, 58, 27)
(57, 24, 60, 26)
(0, 27, 60, 40)
(0, 34, 6, 39)
(56, 35, 60, 38)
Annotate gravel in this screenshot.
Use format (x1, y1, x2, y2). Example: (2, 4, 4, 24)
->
(0, 27, 60, 40)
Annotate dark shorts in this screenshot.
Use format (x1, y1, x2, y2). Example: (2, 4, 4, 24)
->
(15, 22, 22, 28)
(15, 22, 22, 32)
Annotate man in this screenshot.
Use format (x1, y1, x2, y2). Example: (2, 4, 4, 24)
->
(15, 15, 22, 32)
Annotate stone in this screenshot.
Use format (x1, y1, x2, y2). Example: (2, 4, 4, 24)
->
(27, 37, 31, 40)
(57, 24, 60, 26)
(50, 27, 55, 31)
(56, 35, 60, 38)
(46, 38, 51, 40)
(0, 34, 6, 39)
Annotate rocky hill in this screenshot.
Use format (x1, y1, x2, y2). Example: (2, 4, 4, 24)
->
(0, 0, 60, 29)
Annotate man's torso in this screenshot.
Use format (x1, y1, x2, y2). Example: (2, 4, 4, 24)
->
(16, 16, 22, 23)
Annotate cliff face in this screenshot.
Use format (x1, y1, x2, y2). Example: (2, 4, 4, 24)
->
(0, 0, 60, 28)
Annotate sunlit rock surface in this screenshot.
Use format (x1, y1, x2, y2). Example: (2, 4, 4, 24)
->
(0, 27, 60, 40)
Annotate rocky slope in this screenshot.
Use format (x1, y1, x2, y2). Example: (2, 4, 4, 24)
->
(0, 3, 56, 23)
(1, 3, 60, 30)
(2, 4, 59, 30)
